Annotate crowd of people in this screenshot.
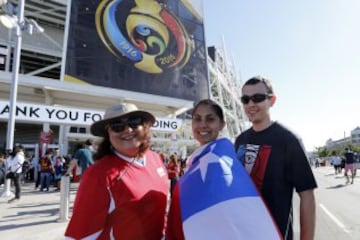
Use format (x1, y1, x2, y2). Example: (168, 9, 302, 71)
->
(0, 139, 95, 203)
(11, 76, 360, 239)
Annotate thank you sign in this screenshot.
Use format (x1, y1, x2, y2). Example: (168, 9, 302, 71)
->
(0, 100, 103, 125)
(0, 100, 182, 132)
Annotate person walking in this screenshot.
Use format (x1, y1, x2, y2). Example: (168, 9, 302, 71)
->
(33, 155, 41, 190)
(167, 154, 180, 195)
(166, 99, 281, 240)
(6, 145, 25, 203)
(53, 156, 64, 191)
(65, 143, 83, 182)
(330, 151, 342, 175)
(344, 147, 355, 184)
(73, 141, 94, 177)
(0, 153, 6, 186)
(65, 103, 169, 240)
(39, 150, 54, 192)
(235, 76, 317, 240)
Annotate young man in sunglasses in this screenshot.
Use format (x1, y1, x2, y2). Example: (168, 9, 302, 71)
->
(235, 76, 317, 240)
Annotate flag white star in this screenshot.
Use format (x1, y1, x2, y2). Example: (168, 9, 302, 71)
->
(188, 143, 234, 183)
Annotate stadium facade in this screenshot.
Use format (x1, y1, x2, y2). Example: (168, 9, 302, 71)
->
(0, 0, 247, 158)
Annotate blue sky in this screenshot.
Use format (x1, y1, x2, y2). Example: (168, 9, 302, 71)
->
(203, 0, 360, 151)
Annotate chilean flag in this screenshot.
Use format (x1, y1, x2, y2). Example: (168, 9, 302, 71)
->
(166, 138, 282, 240)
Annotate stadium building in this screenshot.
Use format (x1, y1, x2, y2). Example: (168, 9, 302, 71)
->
(0, 0, 246, 159)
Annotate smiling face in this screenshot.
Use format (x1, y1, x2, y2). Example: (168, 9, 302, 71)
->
(107, 116, 148, 157)
(192, 102, 225, 146)
(242, 82, 276, 131)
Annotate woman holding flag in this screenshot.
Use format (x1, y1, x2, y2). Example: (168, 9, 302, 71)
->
(166, 99, 282, 240)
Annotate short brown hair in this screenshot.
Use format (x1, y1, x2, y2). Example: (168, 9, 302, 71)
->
(243, 76, 274, 95)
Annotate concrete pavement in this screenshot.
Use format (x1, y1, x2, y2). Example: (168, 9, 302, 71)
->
(0, 181, 78, 240)
(1, 166, 357, 239)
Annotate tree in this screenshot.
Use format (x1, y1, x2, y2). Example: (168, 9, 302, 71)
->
(316, 147, 330, 157)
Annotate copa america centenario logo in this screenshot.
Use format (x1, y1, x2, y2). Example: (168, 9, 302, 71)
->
(95, 0, 192, 74)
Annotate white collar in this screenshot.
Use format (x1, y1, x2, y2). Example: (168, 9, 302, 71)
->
(113, 150, 145, 167)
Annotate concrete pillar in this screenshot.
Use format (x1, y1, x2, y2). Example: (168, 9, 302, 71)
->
(57, 175, 70, 222)
(0, 178, 15, 198)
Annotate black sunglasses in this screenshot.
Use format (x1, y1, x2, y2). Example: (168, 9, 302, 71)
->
(241, 93, 272, 104)
(108, 117, 143, 133)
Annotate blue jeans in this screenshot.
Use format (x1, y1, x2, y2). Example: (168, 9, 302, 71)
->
(170, 177, 178, 195)
(40, 172, 51, 190)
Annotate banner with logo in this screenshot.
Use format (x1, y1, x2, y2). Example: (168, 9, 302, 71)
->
(64, 0, 209, 102)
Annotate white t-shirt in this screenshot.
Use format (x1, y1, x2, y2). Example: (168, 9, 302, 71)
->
(331, 155, 342, 165)
(7, 151, 25, 173)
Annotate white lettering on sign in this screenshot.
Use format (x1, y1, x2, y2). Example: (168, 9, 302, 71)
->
(0, 100, 182, 132)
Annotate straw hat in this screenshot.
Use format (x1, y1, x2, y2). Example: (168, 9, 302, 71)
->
(90, 103, 155, 137)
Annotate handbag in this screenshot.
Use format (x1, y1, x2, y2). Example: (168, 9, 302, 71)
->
(6, 165, 21, 179)
(5, 171, 16, 179)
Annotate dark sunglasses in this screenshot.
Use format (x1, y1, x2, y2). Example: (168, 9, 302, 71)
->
(108, 117, 143, 133)
(241, 93, 272, 104)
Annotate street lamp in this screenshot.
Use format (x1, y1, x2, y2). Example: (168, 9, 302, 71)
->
(1, 0, 44, 198)
(0, 0, 44, 151)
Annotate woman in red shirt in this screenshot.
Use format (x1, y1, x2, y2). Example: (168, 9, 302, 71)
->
(65, 103, 169, 240)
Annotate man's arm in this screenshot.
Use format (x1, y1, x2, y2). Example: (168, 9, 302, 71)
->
(298, 189, 316, 240)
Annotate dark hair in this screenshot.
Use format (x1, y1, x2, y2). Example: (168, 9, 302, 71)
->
(243, 76, 274, 95)
(169, 154, 178, 164)
(45, 149, 53, 155)
(73, 142, 84, 155)
(94, 121, 152, 160)
(85, 139, 93, 146)
(192, 99, 225, 122)
(10, 145, 23, 158)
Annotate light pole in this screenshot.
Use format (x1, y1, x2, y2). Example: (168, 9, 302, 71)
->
(0, 0, 43, 151)
(0, 0, 24, 198)
(0, 0, 43, 198)
(5, 0, 24, 151)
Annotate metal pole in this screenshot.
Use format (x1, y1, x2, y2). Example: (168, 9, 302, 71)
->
(5, 0, 25, 151)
